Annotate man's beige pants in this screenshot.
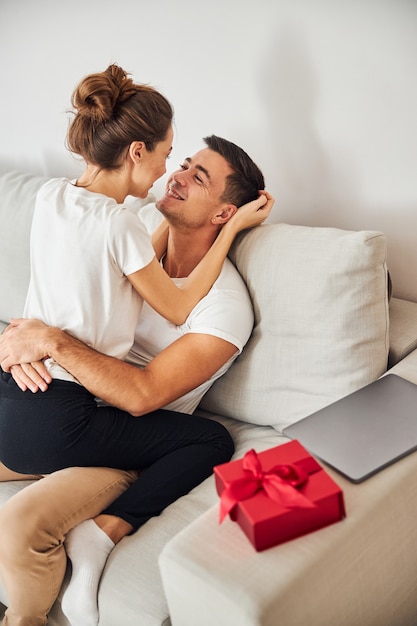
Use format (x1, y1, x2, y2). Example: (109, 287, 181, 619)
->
(0, 463, 136, 626)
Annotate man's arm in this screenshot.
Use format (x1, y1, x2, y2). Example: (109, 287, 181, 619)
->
(0, 319, 237, 416)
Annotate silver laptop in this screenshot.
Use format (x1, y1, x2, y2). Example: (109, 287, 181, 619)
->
(283, 374, 417, 483)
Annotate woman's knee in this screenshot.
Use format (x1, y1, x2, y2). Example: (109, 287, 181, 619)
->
(203, 418, 235, 463)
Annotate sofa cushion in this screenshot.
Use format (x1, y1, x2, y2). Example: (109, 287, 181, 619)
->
(199, 223, 389, 433)
(0, 169, 47, 324)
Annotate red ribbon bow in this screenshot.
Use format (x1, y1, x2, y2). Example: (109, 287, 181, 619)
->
(219, 448, 316, 523)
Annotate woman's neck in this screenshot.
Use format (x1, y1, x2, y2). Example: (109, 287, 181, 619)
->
(76, 166, 127, 204)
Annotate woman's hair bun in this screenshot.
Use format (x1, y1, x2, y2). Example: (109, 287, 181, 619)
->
(67, 63, 173, 166)
(71, 64, 137, 123)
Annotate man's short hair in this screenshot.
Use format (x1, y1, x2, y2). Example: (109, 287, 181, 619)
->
(203, 135, 265, 207)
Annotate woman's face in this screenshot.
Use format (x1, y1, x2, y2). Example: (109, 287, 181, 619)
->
(132, 126, 174, 198)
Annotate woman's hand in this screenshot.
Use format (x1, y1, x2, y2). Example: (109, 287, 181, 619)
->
(10, 362, 51, 393)
(225, 191, 274, 235)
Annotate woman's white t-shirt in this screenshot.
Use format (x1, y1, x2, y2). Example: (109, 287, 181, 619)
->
(24, 178, 155, 382)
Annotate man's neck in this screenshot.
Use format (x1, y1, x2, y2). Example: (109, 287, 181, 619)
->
(163, 228, 218, 278)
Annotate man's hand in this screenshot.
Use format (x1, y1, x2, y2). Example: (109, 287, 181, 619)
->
(0, 318, 50, 373)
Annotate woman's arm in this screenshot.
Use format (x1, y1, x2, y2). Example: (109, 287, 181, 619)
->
(151, 218, 169, 260)
(128, 192, 274, 325)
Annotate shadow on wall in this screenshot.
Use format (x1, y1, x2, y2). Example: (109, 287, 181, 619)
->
(257, 25, 362, 230)
(256, 25, 416, 301)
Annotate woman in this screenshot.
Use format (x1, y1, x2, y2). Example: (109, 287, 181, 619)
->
(0, 65, 271, 625)
(0, 62, 269, 472)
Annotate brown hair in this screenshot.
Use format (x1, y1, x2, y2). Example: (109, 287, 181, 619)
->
(67, 64, 174, 169)
(203, 135, 265, 207)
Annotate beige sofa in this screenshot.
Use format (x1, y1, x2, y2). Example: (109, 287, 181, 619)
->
(1, 168, 417, 626)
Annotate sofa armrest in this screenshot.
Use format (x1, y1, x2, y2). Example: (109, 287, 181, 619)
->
(389, 297, 417, 367)
(159, 440, 417, 626)
(386, 343, 417, 384)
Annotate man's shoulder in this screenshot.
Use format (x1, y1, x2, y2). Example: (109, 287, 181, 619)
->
(131, 201, 161, 233)
(190, 258, 253, 328)
(215, 257, 250, 294)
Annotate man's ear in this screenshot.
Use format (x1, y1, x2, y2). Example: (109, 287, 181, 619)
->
(211, 204, 238, 225)
(129, 141, 145, 164)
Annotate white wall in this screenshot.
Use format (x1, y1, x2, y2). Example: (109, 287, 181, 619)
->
(1, 0, 416, 299)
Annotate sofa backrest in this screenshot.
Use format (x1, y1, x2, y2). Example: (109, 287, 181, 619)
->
(200, 223, 390, 432)
(0, 169, 47, 329)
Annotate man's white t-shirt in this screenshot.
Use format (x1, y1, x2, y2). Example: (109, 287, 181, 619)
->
(126, 203, 254, 414)
(24, 178, 155, 382)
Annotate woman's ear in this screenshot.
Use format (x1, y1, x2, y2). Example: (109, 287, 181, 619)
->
(211, 204, 238, 225)
(129, 141, 145, 164)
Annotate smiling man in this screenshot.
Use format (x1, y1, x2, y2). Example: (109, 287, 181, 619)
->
(0, 135, 273, 626)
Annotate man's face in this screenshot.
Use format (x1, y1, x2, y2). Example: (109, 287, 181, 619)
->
(156, 148, 234, 228)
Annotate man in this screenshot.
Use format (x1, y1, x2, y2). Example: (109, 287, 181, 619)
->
(0, 135, 273, 626)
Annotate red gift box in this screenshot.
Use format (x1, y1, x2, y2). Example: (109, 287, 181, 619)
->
(214, 440, 346, 551)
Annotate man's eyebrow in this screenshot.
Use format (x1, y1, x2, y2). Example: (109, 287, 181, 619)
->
(185, 157, 211, 182)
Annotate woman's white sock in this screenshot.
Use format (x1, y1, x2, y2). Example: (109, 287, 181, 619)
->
(61, 519, 115, 626)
